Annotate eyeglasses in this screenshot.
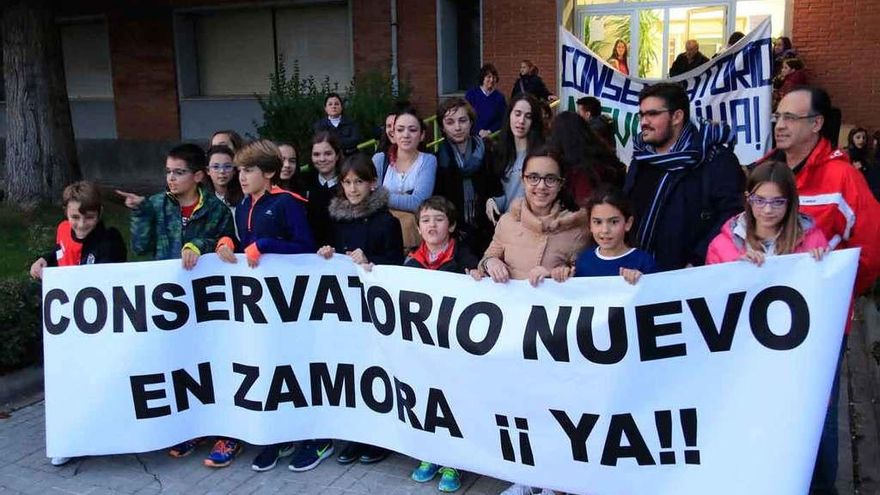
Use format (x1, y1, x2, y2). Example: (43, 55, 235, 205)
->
(209, 163, 234, 172)
(523, 173, 564, 187)
(638, 109, 671, 119)
(770, 112, 818, 123)
(747, 195, 788, 209)
(165, 168, 193, 177)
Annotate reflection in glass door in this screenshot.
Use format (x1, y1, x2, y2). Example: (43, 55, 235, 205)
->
(577, 3, 729, 79)
(583, 14, 632, 74)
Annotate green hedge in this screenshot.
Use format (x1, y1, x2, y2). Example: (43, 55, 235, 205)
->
(0, 277, 42, 371)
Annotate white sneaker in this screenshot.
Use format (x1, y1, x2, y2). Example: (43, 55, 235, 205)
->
(500, 484, 545, 495)
(50, 457, 71, 466)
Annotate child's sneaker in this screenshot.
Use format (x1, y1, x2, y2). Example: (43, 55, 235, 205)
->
(251, 443, 296, 472)
(203, 438, 242, 468)
(437, 467, 461, 492)
(288, 439, 333, 472)
(411, 461, 441, 482)
(168, 438, 202, 458)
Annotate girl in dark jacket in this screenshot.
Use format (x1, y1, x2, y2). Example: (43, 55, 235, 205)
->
(319, 154, 404, 267)
(510, 59, 556, 102)
(316, 154, 402, 466)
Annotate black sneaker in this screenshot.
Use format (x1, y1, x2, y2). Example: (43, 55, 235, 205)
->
(336, 442, 365, 464)
(252, 443, 296, 472)
(358, 445, 390, 464)
(289, 439, 334, 472)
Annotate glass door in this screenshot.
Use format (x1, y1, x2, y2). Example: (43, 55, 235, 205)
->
(576, 2, 731, 79)
(580, 13, 633, 75)
(667, 6, 727, 74)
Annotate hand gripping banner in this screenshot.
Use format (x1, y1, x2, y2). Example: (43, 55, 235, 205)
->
(43, 250, 857, 494)
(559, 19, 773, 164)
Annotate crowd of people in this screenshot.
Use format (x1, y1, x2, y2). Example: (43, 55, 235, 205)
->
(29, 52, 880, 495)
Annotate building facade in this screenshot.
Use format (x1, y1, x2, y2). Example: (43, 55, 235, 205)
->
(0, 0, 875, 184)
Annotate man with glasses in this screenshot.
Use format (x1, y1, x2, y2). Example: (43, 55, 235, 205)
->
(756, 86, 880, 495)
(624, 82, 744, 271)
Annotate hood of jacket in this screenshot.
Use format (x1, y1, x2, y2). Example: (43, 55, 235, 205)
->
(328, 187, 390, 221)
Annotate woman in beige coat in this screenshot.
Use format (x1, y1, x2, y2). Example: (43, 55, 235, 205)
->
(477, 146, 589, 286)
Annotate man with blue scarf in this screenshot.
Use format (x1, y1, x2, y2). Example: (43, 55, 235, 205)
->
(625, 83, 745, 271)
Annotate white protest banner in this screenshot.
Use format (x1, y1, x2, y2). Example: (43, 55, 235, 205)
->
(44, 251, 857, 494)
(559, 19, 773, 164)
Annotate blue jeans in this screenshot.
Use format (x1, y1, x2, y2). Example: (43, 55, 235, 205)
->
(810, 334, 847, 495)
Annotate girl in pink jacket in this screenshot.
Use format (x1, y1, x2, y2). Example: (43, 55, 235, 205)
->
(706, 160, 828, 265)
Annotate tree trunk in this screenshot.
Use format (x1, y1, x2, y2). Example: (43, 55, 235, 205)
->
(2, 0, 80, 209)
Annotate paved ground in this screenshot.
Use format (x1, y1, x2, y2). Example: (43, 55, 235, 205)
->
(3, 301, 878, 495)
(0, 399, 511, 495)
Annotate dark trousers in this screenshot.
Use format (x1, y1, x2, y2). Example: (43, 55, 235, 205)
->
(810, 334, 847, 494)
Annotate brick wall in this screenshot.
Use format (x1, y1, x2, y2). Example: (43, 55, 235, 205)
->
(108, 9, 180, 140)
(396, 0, 438, 113)
(793, 0, 880, 129)
(352, 0, 392, 75)
(483, 0, 558, 100)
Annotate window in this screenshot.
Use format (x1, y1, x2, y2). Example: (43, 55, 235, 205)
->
(60, 21, 113, 99)
(438, 0, 481, 95)
(177, 2, 353, 98)
(572, 0, 789, 79)
(195, 10, 274, 96)
(275, 4, 353, 89)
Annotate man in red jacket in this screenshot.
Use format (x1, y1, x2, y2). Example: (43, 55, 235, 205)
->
(763, 86, 880, 494)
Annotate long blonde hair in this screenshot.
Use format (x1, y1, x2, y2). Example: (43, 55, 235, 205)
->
(744, 161, 803, 254)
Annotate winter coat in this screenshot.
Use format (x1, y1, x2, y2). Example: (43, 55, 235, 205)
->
(511, 74, 551, 101)
(328, 187, 404, 266)
(404, 240, 480, 274)
(131, 186, 234, 260)
(705, 213, 828, 264)
(229, 186, 315, 256)
(434, 138, 495, 253)
(757, 138, 880, 294)
(313, 116, 362, 155)
(480, 198, 589, 280)
(669, 51, 710, 77)
(625, 137, 744, 270)
(44, 220, 126, 267)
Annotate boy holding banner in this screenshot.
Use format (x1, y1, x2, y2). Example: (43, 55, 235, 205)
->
(404, 196, 479, 492)
(117, 144, 234, 462)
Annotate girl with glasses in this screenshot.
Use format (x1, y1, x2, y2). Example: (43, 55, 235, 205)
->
(476, 146, 588, 288)
(706, 161, 828, 266)
(206, 145, 243, 212)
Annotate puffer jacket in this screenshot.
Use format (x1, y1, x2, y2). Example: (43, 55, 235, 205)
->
(758, 138, 880, 294)
(328, 187, 404, 266)
(705, 212, 828, 264)
(480, 198, 589, 280)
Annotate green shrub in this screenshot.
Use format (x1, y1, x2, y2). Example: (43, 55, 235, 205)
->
(344, 70, 412, 148)
(0, 277, 42, 370)
(255, 60, 411, 161)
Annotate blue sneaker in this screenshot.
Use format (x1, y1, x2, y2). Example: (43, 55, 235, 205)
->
(411, 461, 441, 482)
(203, 438, 242, 468)
(438, 467, 461, 492)
(168, 438, 202, 458)
(251, 442, 296, 472)
(288, 439, 333, 472)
